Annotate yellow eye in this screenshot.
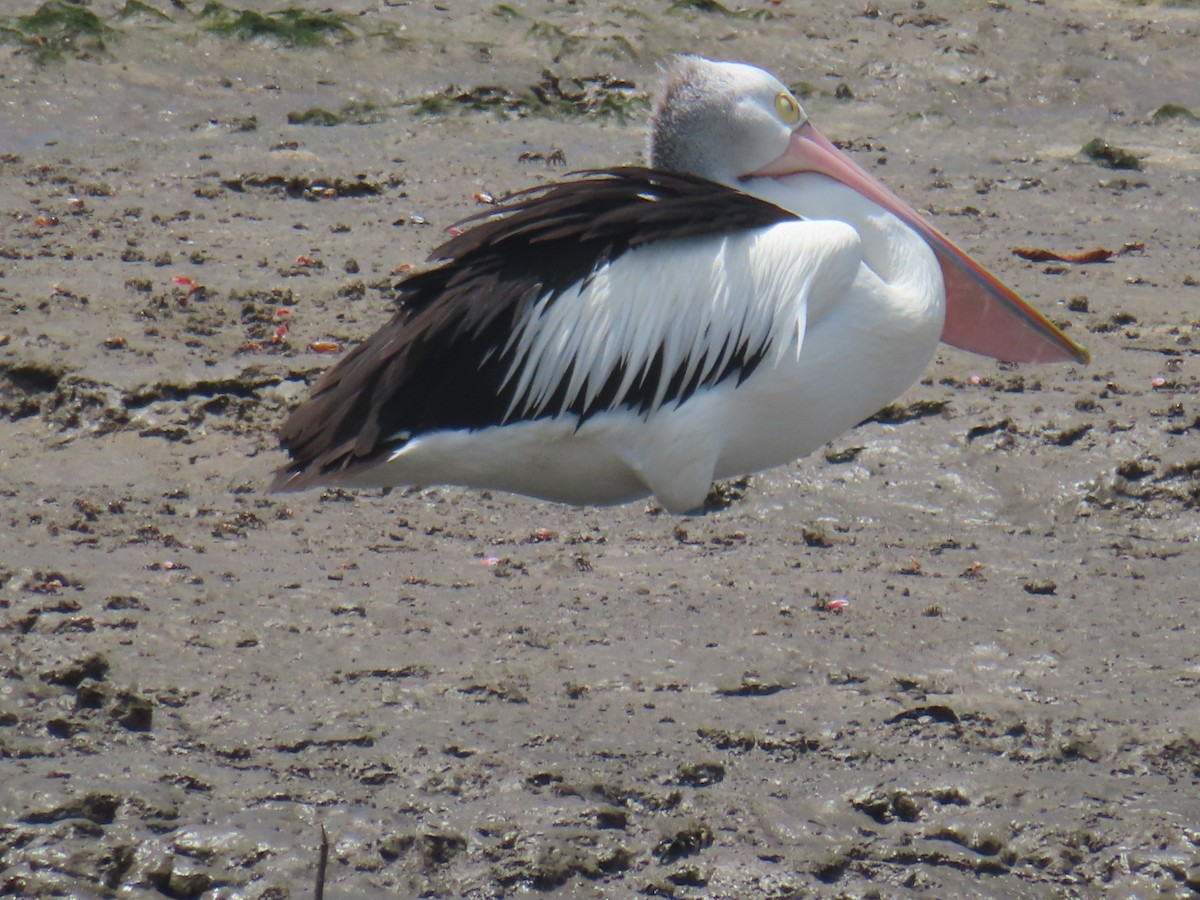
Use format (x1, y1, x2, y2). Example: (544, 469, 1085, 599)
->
(774, 91, 801, 124)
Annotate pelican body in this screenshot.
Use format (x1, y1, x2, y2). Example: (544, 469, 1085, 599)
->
(273, 58, 1086, 513)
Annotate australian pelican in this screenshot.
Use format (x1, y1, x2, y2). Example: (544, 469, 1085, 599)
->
(272, 57, 1087, 513)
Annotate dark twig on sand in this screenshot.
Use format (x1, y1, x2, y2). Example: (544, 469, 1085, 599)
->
(315, 825, 329, 900)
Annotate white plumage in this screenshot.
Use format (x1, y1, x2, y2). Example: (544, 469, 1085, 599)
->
(502, 221, 859, 421)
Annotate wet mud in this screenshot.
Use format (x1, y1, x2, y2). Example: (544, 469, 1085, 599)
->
(2, 1, 1200, 896)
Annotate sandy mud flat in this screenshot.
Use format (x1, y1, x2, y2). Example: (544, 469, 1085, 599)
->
(2, 0, 1199, 896)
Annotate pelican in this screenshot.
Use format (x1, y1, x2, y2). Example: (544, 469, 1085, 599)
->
(272, 57, 1087, 513)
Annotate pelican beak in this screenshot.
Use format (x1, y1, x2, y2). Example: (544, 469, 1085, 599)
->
(751, 122, 1089, 365)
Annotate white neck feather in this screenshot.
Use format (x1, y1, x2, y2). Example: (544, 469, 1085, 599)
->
(743, 172, 943, 313)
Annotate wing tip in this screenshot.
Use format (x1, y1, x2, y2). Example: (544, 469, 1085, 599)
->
(268, 466, 311, 494)
(268, 456, 348, 494)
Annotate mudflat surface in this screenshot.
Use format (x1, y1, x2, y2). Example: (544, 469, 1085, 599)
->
(2, 1, 1200, 896)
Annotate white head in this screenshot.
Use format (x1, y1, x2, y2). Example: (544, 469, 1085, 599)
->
(649, 56, 806, 185)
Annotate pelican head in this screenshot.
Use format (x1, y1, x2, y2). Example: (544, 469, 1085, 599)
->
(649, 56, 804, 185)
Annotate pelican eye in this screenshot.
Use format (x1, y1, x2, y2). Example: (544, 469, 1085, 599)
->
(774, 91, 801, 124)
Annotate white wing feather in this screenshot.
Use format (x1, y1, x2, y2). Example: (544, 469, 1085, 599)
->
(504, 219, 863, 421)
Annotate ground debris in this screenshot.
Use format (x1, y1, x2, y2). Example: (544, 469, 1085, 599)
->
(1080, 137, 1143, 170)
(868, 399, 950, 424)
(219, 173, 383, 199)
(1012, 246, 1114, 264)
